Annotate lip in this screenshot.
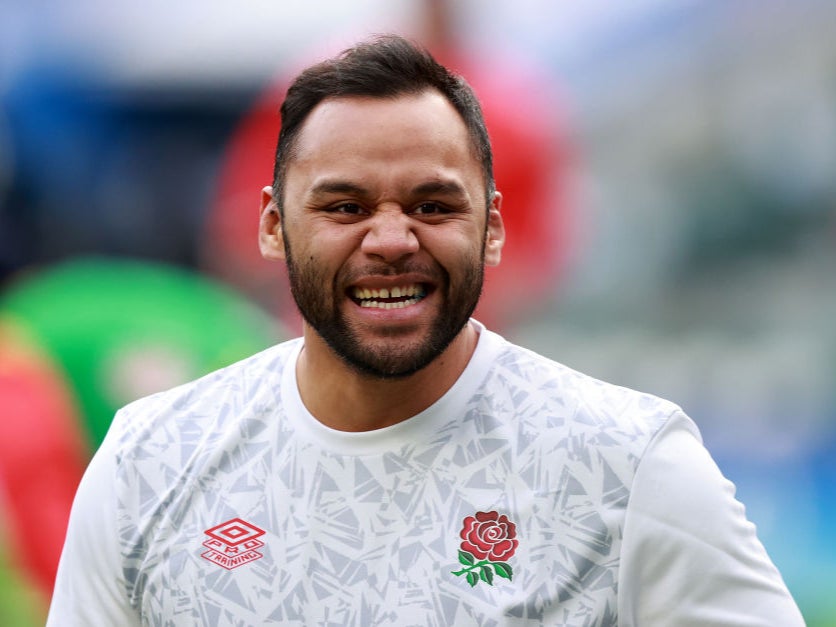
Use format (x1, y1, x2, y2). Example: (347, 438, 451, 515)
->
(348, 272, 435, 290)
(347, 272, 436, 297)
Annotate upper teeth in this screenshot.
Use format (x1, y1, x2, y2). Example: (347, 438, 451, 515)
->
(351, 285, 426, 309)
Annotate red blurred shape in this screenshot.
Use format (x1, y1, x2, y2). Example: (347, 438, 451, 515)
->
(0, 319, 89, 599)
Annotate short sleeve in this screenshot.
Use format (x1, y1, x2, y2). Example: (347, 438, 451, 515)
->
(46, 416, 140, 626)
(618, 411, 804, 626)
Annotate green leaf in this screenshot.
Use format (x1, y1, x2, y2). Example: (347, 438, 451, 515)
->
(458, 550, 475, 566)
(492, 562, 513, 580)
(466, 571, 479, 587)
(479, 564, 494, 585)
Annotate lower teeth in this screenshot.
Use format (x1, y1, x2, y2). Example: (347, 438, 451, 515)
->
(360, 297, 421, 309)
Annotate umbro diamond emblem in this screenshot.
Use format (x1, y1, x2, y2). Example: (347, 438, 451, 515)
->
(201, 518, 266, 570)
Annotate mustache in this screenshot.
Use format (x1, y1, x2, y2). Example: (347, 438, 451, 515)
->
(339, 261, 444, 284)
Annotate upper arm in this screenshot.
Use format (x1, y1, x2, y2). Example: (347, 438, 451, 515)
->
(46, 429, 140, 626)
(618, 412, 804, 626)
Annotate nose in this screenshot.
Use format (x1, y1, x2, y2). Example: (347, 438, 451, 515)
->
(360, 206, 419, 262)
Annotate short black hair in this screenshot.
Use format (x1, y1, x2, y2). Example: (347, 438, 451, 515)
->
(271, 34, 494, 211)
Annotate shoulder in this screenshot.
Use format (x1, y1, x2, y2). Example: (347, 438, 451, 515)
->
(468, 330, 697, 499)
(487, 333, 685, 443)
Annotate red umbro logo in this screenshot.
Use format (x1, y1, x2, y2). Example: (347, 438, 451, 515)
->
(201, 518, 266, 570)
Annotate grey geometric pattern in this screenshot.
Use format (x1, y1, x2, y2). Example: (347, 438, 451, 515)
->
(110, 329, 680, 626)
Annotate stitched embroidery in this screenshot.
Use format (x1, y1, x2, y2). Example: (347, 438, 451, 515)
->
(452, 511, 518, 587)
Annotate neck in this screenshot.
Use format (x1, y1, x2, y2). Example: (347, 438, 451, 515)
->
(295, 321, 479, 432)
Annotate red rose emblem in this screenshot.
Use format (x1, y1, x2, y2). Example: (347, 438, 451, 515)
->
(459, 510, 518, 562)
(452, 511, 518, 587)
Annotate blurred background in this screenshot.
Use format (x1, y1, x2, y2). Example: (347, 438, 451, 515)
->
(1, 0, 834, 624)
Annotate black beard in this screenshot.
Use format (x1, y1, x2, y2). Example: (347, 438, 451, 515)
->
(283, 242, 484, 380)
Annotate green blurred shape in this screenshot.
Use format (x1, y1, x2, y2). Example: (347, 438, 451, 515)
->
(0, 543, 44, 627)
(1, 257, 282, 449)
(804, 599, 836, 627)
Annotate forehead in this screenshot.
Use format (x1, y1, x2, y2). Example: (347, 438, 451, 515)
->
(289, 90, 478, 176)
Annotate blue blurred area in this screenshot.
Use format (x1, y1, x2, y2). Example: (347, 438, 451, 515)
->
(1, 1, 835, 624)
(716, 438, 836, 621)
(0, 69, 251, 276)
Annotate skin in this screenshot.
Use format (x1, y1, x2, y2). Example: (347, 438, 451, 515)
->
(259, 89, 505, 432)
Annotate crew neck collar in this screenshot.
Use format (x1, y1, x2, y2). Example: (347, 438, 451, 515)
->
(281, 320, 504, 456)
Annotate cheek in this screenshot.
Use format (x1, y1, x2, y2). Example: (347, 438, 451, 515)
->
(420, 227, 484, 264)
(288, 226, 355, 266)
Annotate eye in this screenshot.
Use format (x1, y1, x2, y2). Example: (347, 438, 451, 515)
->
(411, 202, 449, 215)
(329, 203, 364, 215)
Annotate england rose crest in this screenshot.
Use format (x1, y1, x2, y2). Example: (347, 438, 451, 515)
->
(451, 511, 518, 587)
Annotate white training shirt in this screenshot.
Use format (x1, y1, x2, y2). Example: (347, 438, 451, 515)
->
(48, 323, 804, 626)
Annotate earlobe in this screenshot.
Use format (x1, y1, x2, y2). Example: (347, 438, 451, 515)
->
(484, 192, 505, 267)
(259, 186, 286, 261)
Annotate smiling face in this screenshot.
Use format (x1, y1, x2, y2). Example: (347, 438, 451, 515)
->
(260, 89, 504, 379)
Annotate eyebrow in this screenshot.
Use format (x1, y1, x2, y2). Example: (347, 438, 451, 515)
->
(309, 180, 370, 198)
(410, 180, 469, 199)
(306, 178, 471, 203)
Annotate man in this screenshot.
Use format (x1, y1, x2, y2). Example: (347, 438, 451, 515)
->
(48, 35, 803, 626)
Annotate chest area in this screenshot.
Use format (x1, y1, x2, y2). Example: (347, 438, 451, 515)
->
(125, 440, 628, 626)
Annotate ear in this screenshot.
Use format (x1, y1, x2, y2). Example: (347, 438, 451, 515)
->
(484, 191, 505, 267)
(259, 186, 286, 261)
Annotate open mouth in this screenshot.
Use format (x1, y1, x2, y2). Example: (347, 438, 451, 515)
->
(350, 284, 428, 309)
